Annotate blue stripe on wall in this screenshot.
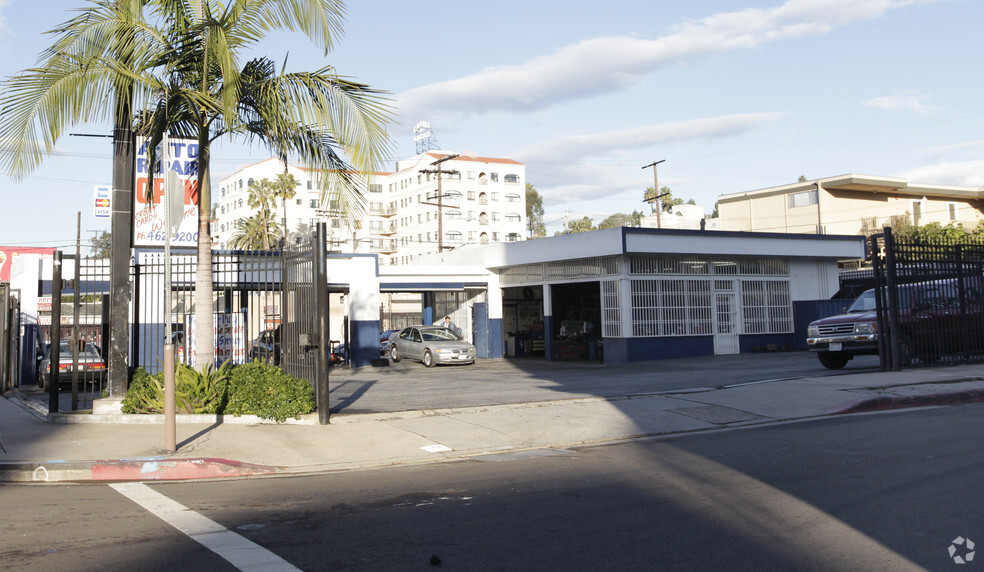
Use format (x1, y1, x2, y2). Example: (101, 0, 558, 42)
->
(603, 336, 714, 364)
(350, 319, 381, 368)
(488, 318, 503, 358)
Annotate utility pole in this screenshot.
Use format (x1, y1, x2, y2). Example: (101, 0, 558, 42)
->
(642, 160, 667, 229)
(419, 154, 460, 252)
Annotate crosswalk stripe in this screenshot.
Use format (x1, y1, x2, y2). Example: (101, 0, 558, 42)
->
(110, 482, 300, 572)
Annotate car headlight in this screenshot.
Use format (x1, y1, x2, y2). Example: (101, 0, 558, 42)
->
(855, 322, 877, 335)
(807, 326, 819, 337)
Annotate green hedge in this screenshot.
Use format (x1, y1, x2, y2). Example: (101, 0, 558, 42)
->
(121, 362, 315, 423)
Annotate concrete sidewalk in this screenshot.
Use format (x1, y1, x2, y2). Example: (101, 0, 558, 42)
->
(2, 361, 984, 482)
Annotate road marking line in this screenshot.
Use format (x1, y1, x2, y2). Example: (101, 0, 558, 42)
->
(110, 482, 299, 572)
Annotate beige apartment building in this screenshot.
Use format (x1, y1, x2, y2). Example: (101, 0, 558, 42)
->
(717, 174, 984, 235)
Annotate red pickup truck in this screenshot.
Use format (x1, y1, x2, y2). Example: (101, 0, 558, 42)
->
(807, 278, 984, 369)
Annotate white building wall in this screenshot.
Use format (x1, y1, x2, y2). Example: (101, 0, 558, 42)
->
(214, 152, 527, 265)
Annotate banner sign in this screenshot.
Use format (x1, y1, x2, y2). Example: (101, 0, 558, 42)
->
(93, 185, 111, 218)
(186, 313, 247, 367)
(133, 137, 200, 247)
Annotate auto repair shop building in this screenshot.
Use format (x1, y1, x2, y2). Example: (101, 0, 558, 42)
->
(413, 227, 865, 364)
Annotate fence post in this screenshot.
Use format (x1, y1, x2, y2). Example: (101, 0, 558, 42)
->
(49, 251, 62, 414)
(313, 223, 330, 425)
(883, 227, 904, 371)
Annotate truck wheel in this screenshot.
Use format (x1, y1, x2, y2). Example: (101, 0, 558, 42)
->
(818, 351, 849, 370)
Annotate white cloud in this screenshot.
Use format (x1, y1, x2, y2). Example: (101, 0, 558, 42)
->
(398, 0, 918, 119)
(863, 91, 935, 113)
(0, 0, 10, 44)
(899, 160, 984, 188)
(520, 112, 785, 164)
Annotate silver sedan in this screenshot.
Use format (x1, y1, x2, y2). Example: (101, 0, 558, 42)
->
(389, 325, 476, 367)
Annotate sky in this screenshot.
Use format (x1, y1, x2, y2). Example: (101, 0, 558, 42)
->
(0, 0, 983, 250)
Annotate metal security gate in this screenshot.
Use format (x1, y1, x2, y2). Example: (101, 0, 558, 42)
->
(872, 227, 984, 370)
(281, 224, 330, 423)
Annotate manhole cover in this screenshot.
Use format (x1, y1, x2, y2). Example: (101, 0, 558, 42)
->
(668, 405, 767, 424)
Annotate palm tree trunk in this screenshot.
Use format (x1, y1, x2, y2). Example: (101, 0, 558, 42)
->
(193, 137, 215, 369)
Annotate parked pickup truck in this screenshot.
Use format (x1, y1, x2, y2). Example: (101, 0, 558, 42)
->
(807, 278, 984, 369)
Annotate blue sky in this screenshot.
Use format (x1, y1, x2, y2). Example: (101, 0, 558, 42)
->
(1, 0, 982, 248)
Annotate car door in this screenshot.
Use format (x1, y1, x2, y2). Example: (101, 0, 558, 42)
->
(406, 327, 424, 360)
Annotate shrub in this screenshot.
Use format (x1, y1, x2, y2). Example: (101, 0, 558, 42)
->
(121, 361, 315, 422)
(224, 362, 316, 422)
(121, 363, 231, 415)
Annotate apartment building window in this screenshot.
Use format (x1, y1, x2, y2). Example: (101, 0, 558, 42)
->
(504, 174, 520, 184)
(369, 184, 382, 193)
(247, 178, 255, 187)
(505, 193, 521, 203)
(506, 213, 521, 222)
(479, 192, 488, 205)
(446, 191, 462, 200)
(307, 180, 313, 190)
(468, 191, 476, 200)
(446, 231, 462, 240)
(492, 232, 499, 241)
(787, 189, 817, 208)
(467, 211, 474, 221)
(238, 179, 243, 189)
(480, 232, 489, 244)
(468, 231, 475, 240)
(221, 206, 226, 214)
(221, 188, 225, 197)
(491, 212, 499, 222)
(370, 202, 382, 213)
(949, 203, 958, 221)
(370, 221, 382, 231)
(478, 173, 488, 185)
(309, 199, 318, 208)
(490, 173, 498, 182)
(506, 232, 521, 242)
(479, 212, 489, 225)
(447, 210, 462, 220)
(491, 192, 498, 201)
(467, 171, 475, 179)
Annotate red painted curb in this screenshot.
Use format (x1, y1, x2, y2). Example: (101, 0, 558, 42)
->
(833, 389, 984, 415)
(89, 457, 277, 481)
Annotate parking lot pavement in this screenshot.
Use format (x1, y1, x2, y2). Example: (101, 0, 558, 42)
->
(325, 351, 882, 414)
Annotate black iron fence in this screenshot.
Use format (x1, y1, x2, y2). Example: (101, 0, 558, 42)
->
(872, 227, 984, 370)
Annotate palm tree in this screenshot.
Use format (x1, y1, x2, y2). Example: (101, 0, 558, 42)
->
(2, 1, 393, 370)
(229, 212, 280, 250)
(247, 179, 277, 250)
(272, 172, 299, 246)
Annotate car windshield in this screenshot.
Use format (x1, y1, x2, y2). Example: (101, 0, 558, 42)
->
(847, 290, 877, 313)
(421, 328, 462, 342)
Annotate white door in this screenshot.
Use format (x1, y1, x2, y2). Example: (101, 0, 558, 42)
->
(713, 291, 740, 355)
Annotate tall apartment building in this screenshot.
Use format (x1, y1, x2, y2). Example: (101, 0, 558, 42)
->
(213, 152, 527, 265)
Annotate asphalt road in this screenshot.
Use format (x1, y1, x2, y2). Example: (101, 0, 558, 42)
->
(3, 399, 976, 571)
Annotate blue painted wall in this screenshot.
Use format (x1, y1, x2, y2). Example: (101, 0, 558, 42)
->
(488, 318, 504, 358)
(350, 319, 380, 368)
(603, 336, 714, 364)
(543, 315, 554, 361)
(739, 333, 795, 353)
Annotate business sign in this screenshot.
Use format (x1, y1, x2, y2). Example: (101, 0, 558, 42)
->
(186, 313, 247, 367)
(93, 185, 111, 218)
(0, 247, 55, 282)
(133, 136, 200, 247)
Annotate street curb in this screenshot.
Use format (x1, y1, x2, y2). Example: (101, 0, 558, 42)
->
(0, 457, 278, 483)
(830, 389, 984, 415)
